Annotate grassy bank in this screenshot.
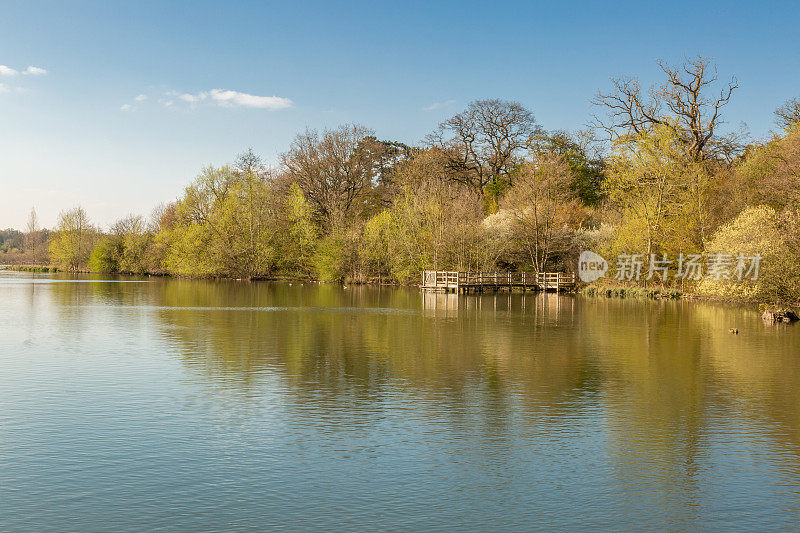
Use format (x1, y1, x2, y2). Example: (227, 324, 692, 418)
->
(2, 265, 62, 273)
(579, 281, 800, 312)
(581, 283, 683, 300)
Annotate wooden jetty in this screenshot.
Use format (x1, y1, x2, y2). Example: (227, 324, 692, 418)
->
(421, 270, 575, 293)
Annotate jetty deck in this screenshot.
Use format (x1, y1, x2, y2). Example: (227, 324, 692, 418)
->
(421, 271, 575, 293)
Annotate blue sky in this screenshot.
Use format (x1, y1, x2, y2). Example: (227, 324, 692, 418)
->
(1, 0, 799, 229)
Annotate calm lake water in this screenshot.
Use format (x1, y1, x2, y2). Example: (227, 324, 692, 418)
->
(2, 270, 800, 531)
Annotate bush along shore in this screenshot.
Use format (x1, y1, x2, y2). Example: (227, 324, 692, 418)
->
(3, 58, 800, 308)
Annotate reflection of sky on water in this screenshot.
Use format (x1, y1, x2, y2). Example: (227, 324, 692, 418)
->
(2, 271, 800, 530)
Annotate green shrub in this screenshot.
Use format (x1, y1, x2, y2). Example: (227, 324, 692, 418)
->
(699, 206, 800, 304)
(88, 238, 121, 273)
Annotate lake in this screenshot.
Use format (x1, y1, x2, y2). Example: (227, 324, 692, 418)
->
(2, 270, 800, 531)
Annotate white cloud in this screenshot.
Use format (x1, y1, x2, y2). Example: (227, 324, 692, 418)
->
(0, 64, 45, 97)
(177, 92, 202, 103)
(161, 90, 202, 105)
(120, 93, 149, 111)
(208, 89, 292, 109)
(165, 89, 293, 110)
(423, 99, 456, 111)
(0, 65, 47, 77)
(23, 66, 46, 76)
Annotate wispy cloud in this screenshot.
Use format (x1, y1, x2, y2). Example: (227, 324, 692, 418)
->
(208, 89, 292, 109)
(423, 99, 455, 111)
(124, 88, 293, 112)
(0, 65, 47, 77)
(23, 66, 47, 76)
(119, 94, 149, 112)
(172, 91, 201, 104)
(163, 89, 293, 110)
(0, 64, 47, 95)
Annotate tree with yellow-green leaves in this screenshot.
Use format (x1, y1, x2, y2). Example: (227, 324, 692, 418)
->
(88, 214, 153, 274)
(604, 126, 710, 259)
(278, 183, 317, 278)
(159, 164, 279, 279)
(726, 125, 800, 214)
(50, 206, 98, 271)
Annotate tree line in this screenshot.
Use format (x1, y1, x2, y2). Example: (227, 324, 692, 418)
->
(6, 56, 800, 303)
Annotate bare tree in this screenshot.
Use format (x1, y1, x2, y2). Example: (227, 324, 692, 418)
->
(148, 202, 173, 233)
(427, 99, 539, 195)
(775, 97, 800, 130)
(500, 155, 580, 271)
(110, 214, 146, 237)
(592, 56, 741, 161)
(234, 147, 267, 180)
(282, 124, 378, 232)
(24, 207, 43, 263)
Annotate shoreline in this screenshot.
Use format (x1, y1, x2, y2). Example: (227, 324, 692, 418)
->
(580, 281, 800, 313)
(3, 264, 797, 310)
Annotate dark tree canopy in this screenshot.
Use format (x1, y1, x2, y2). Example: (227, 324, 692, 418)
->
(357, 137, 414, 205)
(531, 131, 606, 206)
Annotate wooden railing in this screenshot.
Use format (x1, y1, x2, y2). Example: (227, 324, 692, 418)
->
(422, 270, 460, 288)
(421, 271, 575, 291)
(536, 272, 575, 289)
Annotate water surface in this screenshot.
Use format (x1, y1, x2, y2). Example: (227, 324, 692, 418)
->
(2, 270, 800, 531)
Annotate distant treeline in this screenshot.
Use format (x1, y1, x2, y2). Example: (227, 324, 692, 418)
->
(0, 229, 24, 253)
(6, 57, 800, 304)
